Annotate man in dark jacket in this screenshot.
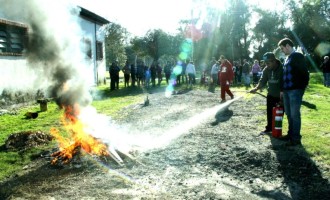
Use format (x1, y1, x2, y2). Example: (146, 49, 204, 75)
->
(321, 55, 330, 87)
(109, 62, 120, 91)
(278, 38, 309, 146)
(250, 52, 283, 135)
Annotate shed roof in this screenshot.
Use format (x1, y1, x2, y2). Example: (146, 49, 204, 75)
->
(79, 6, 110, 25)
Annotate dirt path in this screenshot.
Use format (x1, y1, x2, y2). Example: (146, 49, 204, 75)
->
(0, 87, 329, 200)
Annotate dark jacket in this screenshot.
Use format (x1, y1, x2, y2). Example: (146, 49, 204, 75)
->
(258, 60, 283, 98)
(242, 62, 250, 74)
(109, 64, 120, 78)
(321, 60, 330, 73)
(283, 51, 309, 90)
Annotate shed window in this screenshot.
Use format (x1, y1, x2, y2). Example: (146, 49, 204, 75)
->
(96, 41, 103, 60)
(82, 38, 92, 59)
(0, 19, 27, 56)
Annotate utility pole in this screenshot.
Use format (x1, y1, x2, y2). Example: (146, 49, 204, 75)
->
(191, 9, 194, 62)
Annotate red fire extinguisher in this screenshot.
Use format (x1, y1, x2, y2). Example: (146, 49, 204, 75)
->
(272, 104, 284, 138)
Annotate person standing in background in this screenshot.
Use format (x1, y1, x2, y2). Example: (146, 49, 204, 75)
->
(251, 59, 261, 86)
(218, 55, 234, 103)
(242, 59, 251, 89)
(236, 60, 242, 85)
(320, 55, 330, 87)
(150, 61, 157, 87)
(164, 61, 173, 85)
(278, 38, 309, 146)
(157, 62, 163, 86)
(210, 60, 220, 91)
(130, 64, 136, 87)
(186, 60, 196, 88)
(109, 61, 120, 91)
(122, 60, 131, 88)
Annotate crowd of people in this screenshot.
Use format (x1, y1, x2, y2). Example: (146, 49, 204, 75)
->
(108, 59, 196, 91)
(207, 57, 266, 90)
(109, 56, 268, 93)
(108, 37, 323, 147)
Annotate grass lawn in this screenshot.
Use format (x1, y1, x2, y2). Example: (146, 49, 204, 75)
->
(0, 72, 329, 180)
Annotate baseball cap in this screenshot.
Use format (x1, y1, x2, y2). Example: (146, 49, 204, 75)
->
(262, 52, 276, 61)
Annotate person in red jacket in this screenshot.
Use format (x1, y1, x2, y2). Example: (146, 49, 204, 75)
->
(218, 55, 234, 103)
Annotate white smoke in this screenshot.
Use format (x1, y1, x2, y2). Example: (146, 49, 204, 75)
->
(0, 0, 92, 106)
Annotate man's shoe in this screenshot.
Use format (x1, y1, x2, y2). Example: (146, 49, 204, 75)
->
(278, 135, 290, 141)
(259, 130, 271, 135)
(220, 99, 226, 103)
(231, 95, 234, 100)
(285, 140, 302, 147)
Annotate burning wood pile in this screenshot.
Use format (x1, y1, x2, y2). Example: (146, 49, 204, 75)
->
(50, 104, 124, 166)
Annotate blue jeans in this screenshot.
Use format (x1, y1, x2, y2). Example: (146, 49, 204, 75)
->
(283, 89, 305, 142)
(242, 73, 250, 86)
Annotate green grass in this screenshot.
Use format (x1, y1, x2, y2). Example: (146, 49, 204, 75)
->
(251, 72, 330, 175)
(92, 84, 144, 118)
(0, 82, 146, 180)
(0, 102, 62, 179)
(0, 73, 329, 180)
(301, 82, 330, 167)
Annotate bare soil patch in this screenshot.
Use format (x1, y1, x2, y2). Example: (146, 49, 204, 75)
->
(0, 87, 329, 200)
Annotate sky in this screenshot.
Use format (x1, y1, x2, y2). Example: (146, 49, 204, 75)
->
(73, 0, 282, 37)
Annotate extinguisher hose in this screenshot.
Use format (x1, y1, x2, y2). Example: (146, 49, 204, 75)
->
(247, 91, 267, 98)
(255, 92, 267, 98)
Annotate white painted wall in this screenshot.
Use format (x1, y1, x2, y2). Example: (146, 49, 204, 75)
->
(0, 10, 107, 94)
(0, 57, 48, 92)
(78, 17, 106, 85)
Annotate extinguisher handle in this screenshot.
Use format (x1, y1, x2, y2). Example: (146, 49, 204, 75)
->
(277, 101, 283, 107)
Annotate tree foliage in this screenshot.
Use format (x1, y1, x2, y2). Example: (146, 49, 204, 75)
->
(101, 22, 128, 67)
(130, 29, 185, 64)
(251, 8, 290, 59)
(101, 0, 330, 68)
(284, 0, 330, 66)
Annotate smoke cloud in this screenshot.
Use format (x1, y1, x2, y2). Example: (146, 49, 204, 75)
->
(0, 0, 92, 107)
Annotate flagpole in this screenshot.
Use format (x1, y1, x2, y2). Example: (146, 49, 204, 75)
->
(191, 9, 194, 62)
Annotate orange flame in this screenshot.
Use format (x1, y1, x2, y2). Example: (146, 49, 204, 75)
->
(50, 104, 109, 164)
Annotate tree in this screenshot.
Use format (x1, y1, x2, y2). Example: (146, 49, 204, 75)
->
(131, 29, 185, 64)
(101, 22, 128, 67)
(210, 0, 252, 61)
(286, 0, 330, 67)
(251, 8, 290, 59)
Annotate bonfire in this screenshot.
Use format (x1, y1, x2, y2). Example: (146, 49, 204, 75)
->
(50, 104, 121, 165)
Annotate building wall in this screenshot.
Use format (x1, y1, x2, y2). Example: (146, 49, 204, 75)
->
(0, 57, 36, 91)
(78, 17, 106, 85)
(0, 10, 107, 86)
(0, 6, 107, 107)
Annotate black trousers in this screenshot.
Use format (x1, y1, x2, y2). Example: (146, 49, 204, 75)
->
(266, 95, 281, 131)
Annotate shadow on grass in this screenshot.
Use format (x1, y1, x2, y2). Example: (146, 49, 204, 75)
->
(254, 135, 330, 199)
(94, 81, 198, 101)
(93, 84, 169, 100)
(302, 100, 317, 110)
(210, 107, 233, 126)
